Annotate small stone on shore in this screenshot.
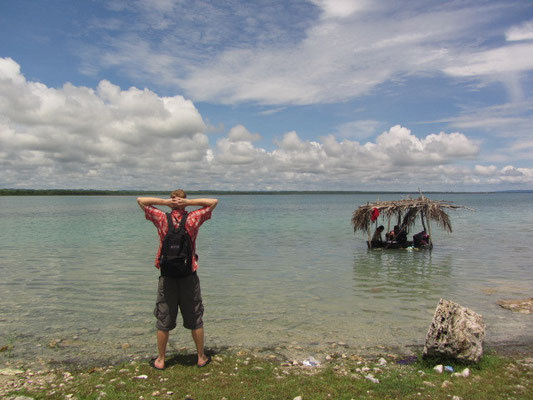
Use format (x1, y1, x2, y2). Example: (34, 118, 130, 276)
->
(452, 368, 471, 378)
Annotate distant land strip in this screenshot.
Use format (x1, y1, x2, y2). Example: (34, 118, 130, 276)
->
(1, 188, 531, 196)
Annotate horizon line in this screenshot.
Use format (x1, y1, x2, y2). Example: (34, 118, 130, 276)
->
(1, 188, 532, 195)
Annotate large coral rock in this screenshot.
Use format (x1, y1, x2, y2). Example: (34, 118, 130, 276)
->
(423, 299, 485, 363)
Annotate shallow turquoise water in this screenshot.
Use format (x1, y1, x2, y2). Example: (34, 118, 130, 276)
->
(0, 193, 532, 365)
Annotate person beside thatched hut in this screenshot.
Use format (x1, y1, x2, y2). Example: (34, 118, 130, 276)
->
(396, 225, 408, 244)
(372, 225, 385, 242)
(413, 230, 429, 247)
(386, 225, 400, 242)
(386, 225, 408, 244)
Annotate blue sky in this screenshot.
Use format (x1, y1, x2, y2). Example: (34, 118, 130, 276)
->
(1, 0, 532, 191)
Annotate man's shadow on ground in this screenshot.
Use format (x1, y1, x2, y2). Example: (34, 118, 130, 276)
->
(163, 347, 225, 368)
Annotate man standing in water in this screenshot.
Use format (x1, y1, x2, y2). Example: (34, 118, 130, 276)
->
(137, 190, 218, 370)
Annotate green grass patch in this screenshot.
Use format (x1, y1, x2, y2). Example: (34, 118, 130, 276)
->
(3, 351, 532, 400)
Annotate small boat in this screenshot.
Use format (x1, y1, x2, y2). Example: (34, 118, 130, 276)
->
(366, 240, 432, 249)
(352, 194, 470, 249)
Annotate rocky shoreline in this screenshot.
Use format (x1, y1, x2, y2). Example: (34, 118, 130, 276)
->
(2, 340, 533, 399)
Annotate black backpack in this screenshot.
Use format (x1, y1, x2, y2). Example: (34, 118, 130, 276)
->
(159, 212, 194, 278)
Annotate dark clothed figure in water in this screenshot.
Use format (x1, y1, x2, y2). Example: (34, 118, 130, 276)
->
(413, 230, 430, 247)
(372, 225, 385, 242)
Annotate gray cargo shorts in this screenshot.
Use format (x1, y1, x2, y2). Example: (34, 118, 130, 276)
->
(153, 273, 204, 331)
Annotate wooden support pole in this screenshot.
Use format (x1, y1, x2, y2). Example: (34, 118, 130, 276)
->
(421, 212, 427, 232)
(425, 211, 433, 249)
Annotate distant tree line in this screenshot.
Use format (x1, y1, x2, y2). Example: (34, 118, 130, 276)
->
(1, 188, 413, 196)
(0, 188, 511, 196)
(0, 189, 158, 196)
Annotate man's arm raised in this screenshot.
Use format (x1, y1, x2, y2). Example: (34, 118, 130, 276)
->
(175, 198, 218, 211)
(138, 196, 218, 211)
(137, 197, 172, 210)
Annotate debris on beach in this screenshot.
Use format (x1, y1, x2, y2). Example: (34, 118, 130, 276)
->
(452, 368, 471, 378)
(423, 299, 485, 363)
(396, 355, 418, 365)
(497, 297, 533, 314)
(302, 356, 320, 367)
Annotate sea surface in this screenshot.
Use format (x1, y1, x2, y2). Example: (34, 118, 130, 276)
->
(1, 193, 532, 366)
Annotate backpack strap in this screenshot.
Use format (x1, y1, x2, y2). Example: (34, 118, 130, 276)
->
(177, 212, 189, 230)
(166, 212, 189, 231)
(165, 213, 176, 232)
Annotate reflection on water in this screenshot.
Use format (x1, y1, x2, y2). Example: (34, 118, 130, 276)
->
(1, 194, 532, 366)
(355, 250, 447, 297)
(347, 249, 455, 351)
(354, 250, 454, 304)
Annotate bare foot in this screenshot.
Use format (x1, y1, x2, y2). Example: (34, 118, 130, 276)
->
(151, 357, 165, 370)
(197, 354, 211, 367)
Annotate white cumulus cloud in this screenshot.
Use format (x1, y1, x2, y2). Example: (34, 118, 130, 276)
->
(0, 57, 208, 189)
(1, 57, 531, 190)
(227, 125, 261, 142)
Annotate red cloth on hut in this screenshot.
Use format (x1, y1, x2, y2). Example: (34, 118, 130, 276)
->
(370, 207, 380, 222)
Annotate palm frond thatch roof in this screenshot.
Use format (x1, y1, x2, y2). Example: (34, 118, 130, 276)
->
(352, 195, 470, 234)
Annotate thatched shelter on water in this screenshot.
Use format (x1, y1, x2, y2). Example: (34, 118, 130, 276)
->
(352, 195, 470, 249)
